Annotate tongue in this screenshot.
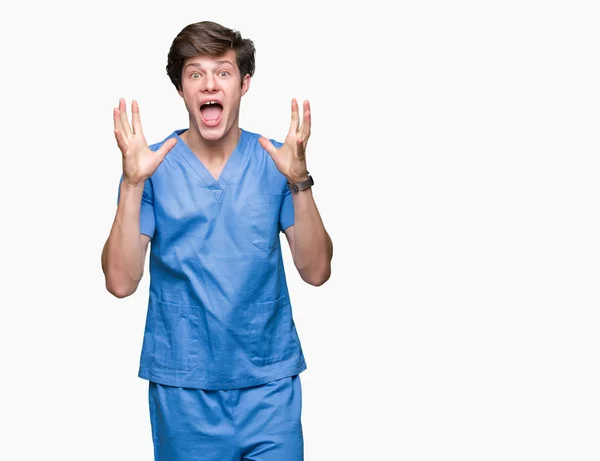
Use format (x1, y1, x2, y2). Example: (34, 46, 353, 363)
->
(201, 105, 223, 120)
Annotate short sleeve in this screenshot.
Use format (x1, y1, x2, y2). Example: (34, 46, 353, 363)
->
(279, 184, 294, 232)
(116, 176, 156, 238)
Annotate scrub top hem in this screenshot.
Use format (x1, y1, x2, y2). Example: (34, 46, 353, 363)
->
(138, 361, 307, 390)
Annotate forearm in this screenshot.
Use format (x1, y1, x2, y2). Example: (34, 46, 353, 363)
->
(102, 181, 146, 297)
(291, 188, 333, 286)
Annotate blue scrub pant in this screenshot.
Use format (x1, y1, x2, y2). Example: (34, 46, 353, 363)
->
(148, 375, 303, 460)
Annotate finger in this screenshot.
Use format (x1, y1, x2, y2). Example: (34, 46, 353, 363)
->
(296, 137, 306, 161)
(258, 136, 278, 157)
(119, 98, 133, 138)
(300, 100, 311, 141)
(114, 129, 127, 154)
(287, 98, 300, 136)
(113, 107, 123, 133)
(131, 100, 144, 136)
(155, 137, 177, 162)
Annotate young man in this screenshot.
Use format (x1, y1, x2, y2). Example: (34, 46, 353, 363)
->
(101, 21, 333, 460)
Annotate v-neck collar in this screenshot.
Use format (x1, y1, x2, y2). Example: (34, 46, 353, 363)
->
(173, 128, 248, 201)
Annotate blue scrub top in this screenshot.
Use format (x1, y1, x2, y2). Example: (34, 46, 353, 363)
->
(120, 128, 306, 390)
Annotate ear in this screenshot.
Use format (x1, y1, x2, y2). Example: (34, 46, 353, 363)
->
(177, 86, 183, 98)
(241, 74, 251, 96)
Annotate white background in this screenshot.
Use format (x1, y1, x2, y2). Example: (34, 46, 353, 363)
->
(1, 0, 599, 459)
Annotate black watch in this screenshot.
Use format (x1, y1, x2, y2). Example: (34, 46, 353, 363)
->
(287, 173, 314, 193)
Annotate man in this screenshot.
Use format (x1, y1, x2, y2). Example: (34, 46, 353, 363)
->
(101, 20, 333, 460)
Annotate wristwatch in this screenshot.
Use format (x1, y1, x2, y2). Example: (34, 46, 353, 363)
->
(287, 173, 314, 193)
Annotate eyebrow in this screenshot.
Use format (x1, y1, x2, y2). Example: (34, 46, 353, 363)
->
(184, 60, 235, 70)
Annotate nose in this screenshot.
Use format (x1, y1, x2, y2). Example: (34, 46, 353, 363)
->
(202, 74, 218, 92)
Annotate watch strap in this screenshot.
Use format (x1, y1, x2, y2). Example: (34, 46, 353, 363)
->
(287, 173, 314, 193)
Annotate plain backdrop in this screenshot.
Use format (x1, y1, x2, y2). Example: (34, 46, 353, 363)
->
(1, 0, 599, 459)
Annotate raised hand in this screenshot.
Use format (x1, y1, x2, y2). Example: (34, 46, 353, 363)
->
(113, 98, 177, 186)
(258, 98, 311, 184)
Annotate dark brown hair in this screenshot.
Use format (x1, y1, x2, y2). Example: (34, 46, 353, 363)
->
(166, 21, 256, 90)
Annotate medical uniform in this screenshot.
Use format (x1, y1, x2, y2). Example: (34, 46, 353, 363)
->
(149, 375, 303, 460)
(119, 128, 306, 460)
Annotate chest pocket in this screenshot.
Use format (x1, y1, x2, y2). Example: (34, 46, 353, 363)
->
(249, 194, 283, 250)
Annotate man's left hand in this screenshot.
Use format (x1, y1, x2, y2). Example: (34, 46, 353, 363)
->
(259, 98, 311, 184)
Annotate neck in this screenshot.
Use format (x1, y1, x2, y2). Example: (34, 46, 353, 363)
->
(181, 124, 241, 162)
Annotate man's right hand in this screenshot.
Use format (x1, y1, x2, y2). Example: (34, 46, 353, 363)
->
(114, 98, 177, 186)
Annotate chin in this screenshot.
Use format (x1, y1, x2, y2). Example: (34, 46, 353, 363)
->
(199, 127, 226, 142)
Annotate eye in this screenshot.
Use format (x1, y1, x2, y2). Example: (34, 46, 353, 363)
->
(218, 71, 230, 77)
(191, 72, 200, 79)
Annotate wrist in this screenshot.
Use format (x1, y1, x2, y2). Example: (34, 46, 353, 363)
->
(287, 172, 314, 193)
(119, 178, 145, 197)
(286, 172, 309, 184)
(286, 165, 309, 184)
(121, 174, 146, 189)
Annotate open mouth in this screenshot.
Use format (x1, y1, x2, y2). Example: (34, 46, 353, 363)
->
(200, 101, 223, 126)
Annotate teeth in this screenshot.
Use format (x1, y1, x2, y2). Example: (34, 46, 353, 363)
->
(201, 101, 220, 109)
